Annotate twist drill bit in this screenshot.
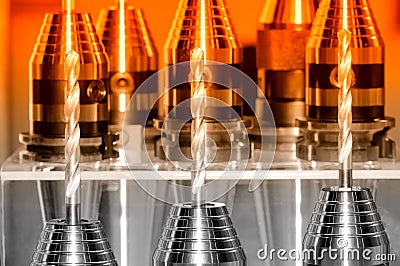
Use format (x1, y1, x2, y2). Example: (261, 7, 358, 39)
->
(306, 0, 384, 122)
(160, 0, 242, 122)
(24, 3, 108, 143)
(190, 48, 206, 207)
(64, 50, 81, 225)
(296, 0, 396, 164)
(338, 29, 353, 187)
(302, 3, 390, 265)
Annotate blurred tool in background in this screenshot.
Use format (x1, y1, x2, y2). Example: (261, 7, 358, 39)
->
(254, 0, 318, 167)
(97, 0, 158, 162)
(253, 2, 318, 266)
(97, 0, 158, 131)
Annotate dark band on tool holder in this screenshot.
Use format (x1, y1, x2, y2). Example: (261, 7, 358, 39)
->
(29, 12, 109, 140)
(307, 63, 384, 121)
(257, 25, 312, 127)
(162, 63, 244, 122)
(32, 79, 109, 137)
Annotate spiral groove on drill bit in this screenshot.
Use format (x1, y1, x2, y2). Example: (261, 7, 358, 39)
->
(64, 50, 81, 223)
(337, 29, 353, 186)
(190, 48, 206, 205)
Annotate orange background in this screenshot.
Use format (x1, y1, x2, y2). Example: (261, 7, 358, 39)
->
(1, 0, 400, 162)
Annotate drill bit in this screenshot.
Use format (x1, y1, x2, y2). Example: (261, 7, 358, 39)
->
(64, 50, 81, 225)
(190, 48, 206, 207)
(337, 27, 353, 188)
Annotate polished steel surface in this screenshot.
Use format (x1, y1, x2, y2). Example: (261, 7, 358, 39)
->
(30, 219, 118, 265)
(156, 0, 247, 164)
(97, 5, 157, 74)
(153, 202, 246, 265)
(164, 0, 242, 65)
(306, 0, 385, 121)
(97, 5, 158, 126)
(297, 0, 396, 163)
(257, 0, 317, 127)
(29, 12, 109, 138)
(160, 0, 243, 121)
(303, 187, 390, 266)
(307, 87, 384, 107)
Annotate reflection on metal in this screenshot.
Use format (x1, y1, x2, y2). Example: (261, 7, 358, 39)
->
(297, 0, 396, 164)
(153, 2, 247, 261)
(306, 0, 385, 121)
(303, 187, 390, 266)
(28, 13, 109, 139)
(155, 0, 248, 164)
(296, 117, 395, 162)
(97, 2, 158, 127)
(153, 202, 246, 265)
(160, 0, 243, 121)
(257, 0, 317, 127)
(254, 0, 318, 173)
(21, 9, 109, 162)
(30, 219, 118, 265)
(27, 2, 117, 265)
(304, 2, 390, 265)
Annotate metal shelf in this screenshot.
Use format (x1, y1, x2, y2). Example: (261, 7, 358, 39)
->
(3, 169, 400, 181)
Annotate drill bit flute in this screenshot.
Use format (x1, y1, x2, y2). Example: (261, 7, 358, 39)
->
(303, 2, 390, 265)
(64, 0, 81, 225)
(30, 1, 118, 264)
(154, 37, 246, 266)
(64, 50, 81, 225)
(153, 2, 246, 264)
(337, 16, 353, 188)
(190, 48, 206, 207)
(297, 0, 395, 165)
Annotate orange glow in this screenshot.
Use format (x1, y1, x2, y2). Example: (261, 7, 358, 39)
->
(119, 0, 126, 73)
(137, 9, 154, 58)
(343, 0, 348, 29)
(200, 0, 206, 58)
(63, 0, 74, 52)
(295, 0, 302, 24)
